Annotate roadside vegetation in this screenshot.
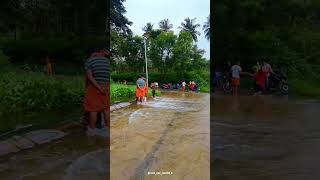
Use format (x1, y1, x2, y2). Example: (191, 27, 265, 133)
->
(216, 0, 320, 97)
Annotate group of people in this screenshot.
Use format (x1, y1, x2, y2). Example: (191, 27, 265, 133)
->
(167, 80, 198, 92)
(188, 81, 199, 92)
(227, 60, 274, 96)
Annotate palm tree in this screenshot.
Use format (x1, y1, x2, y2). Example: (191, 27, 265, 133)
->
(142, 22, 153, 36)
(203, 16, 210, 40)
(159, 19, 173, 32)
(179, 17, 201, 42)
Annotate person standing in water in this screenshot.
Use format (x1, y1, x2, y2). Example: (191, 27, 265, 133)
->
(84, 47, 110, 137)
(262, 61, 273, 90)
(230, 61, 242, 96)
(151, 82, 156, 98)
(181, 80, 186, 92)
(136, 75, 146, 104)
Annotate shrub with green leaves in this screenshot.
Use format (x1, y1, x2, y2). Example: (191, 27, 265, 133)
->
(0, 73, 84, 115)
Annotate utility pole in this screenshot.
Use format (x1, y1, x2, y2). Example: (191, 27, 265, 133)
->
(144, 36, 149, 84)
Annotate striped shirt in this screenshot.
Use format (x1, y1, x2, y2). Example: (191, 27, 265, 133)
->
(85, 56, 109, 84)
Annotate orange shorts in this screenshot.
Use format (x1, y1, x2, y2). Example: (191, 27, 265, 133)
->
(232, 78, 240, 86)
(84, 83, 109, 112)
(136, 87, 145, 98)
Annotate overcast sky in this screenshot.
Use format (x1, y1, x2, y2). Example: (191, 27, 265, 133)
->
(123, 0, 210, 59)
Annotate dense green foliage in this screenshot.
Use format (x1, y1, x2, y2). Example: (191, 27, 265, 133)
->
(215, 0, 320, 96)
(111, 19, 210, 91)
(216, 0, 320, 75)
(0, 73, 83, 115)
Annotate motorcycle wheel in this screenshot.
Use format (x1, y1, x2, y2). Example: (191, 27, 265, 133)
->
(223, 83, 232, 93)
(280, 82, 289, 94)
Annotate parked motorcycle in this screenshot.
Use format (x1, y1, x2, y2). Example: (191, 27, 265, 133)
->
(268, 70, 289, 94)
(222, 75, 232, 94)
(161, 83, 172, 89)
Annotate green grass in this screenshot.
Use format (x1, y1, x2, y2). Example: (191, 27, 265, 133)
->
(0, 72, 84, 134)
(291, 78, 320, 98)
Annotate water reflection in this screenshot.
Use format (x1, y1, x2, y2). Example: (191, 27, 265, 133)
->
(212, 95, 320, 180)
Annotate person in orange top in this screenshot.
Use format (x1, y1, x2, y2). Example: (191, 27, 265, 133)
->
(46, 56, 53, 76)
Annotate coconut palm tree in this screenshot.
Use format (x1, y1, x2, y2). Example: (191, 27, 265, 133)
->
(203, 16, 210, 40)
(142, 22, 154, 36)
(159, 19, 173, 32)
(179, 17, 201, 42)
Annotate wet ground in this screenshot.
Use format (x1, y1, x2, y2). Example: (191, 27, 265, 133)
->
(212, 94, 320, 180)
(110, 92, 210, 180)
(0, 125, 107, 180)
(0, 91, 209, 180)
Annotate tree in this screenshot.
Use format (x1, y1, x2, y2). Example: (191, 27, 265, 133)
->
(110, 0, 132, 36)
(149, 31, 177, 77)
(203, 16, 210, 40)
(143, 22, 154, 36)
(159, 19, 173, 32)
(179, 17, 201, 42)
(172, 31, 193, 76)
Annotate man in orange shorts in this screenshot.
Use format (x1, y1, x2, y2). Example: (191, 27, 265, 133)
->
(136, 75, 146, 104)
(84, 47, 110, 137)
(230, 61, 242, 96)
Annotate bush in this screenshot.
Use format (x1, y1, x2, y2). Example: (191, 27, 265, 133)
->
(0, 72, 84, 115)
(290, 78, 320, 98)
(110, 83, 136, 103)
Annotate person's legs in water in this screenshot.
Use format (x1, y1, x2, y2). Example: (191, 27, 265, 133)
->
(88, 111, 98, 129)
(152, 89, 155, 98)
(231, 78, 239, 96)
(103, 110, 110, 128)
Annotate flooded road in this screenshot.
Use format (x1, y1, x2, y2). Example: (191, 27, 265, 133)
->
(110, 92, 210, 180)
(212, 95, 320, 180)
(0, 125, 107, 180)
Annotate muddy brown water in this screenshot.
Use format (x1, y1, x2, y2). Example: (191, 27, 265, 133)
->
(111, 92, 210, 180)
(0, 92, 209, 180)
(212, 95, 320, 180)
(2, 92, 318, 179)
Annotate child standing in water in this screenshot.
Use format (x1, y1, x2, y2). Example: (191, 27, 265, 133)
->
(151, 83, 156, 98)
(230, 61, 242, 96)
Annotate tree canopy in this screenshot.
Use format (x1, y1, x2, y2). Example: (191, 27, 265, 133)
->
(216, 0, 320, 79)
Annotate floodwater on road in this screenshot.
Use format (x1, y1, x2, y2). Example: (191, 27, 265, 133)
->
(0, 124, 107, 180)
(110, 92, 210, 180)
(212, 94, 320, 180)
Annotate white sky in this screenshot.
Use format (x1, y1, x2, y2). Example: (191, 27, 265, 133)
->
(123, 0, 210, 59)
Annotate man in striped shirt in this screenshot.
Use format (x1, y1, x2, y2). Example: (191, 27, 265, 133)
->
(84, 47, 110, 137)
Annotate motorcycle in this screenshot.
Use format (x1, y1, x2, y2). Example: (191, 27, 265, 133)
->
(222, 75, 232, 94)
(268, 70, 289, 94)
(161, 83, 172, 89)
